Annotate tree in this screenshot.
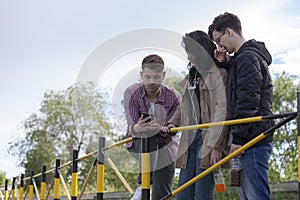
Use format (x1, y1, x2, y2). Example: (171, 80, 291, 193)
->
(0, 171, 6, 185)
(269, 72, 300, 181)
(8, 82, 112, 182)
(8, 114, 56, 183)
(8, 82, 141, 192)
(164, 75, 185, 95)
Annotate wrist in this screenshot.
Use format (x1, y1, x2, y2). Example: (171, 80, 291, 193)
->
(131, 124, 138, 136)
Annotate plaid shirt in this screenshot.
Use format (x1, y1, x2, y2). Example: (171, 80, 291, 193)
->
(123, 83, 181, 161)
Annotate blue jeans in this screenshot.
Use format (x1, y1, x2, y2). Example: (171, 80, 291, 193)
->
(177, 130, 215, 200)
(238, 142, 272, 200)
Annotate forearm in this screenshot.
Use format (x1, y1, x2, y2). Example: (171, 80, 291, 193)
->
(167, 105, 181, 127)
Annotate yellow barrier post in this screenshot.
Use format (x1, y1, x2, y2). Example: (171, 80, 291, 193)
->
(72, 150, 78, 200)
(54, 159, 60, 200)
(40, 166, 46, 200)
(29, 171, 34, 200)
(19, 174, 24, 200)
(297, 91, 300, 200)
(11, 177, 16, 200)
(96, 137, 106, 200)
(141, 137, 150, 200)
(4, 179, 8, 200)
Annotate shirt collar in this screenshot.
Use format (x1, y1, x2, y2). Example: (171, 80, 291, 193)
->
(141, 84, 166, 103)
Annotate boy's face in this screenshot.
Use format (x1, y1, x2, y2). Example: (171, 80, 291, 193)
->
(212, 29, 234, 54)
(140, 67, 165, 94)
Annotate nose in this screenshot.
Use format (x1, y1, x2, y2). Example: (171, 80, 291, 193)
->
(149, 77, 156, 83)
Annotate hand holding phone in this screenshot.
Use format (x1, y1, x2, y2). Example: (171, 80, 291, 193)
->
(142, 113, 151, 123)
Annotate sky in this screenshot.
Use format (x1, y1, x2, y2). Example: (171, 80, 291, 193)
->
(1, 0, 300, 179)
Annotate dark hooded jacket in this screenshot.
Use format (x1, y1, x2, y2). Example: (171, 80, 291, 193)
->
(226, 39, 274, 146)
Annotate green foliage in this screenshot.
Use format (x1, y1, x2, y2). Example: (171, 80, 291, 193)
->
(8, 82, 112, 183)
(0, 171, 6, 185)
(104, 148, 139, 192)
(270, 72, 300, 181)
(163, 76, 185, 95)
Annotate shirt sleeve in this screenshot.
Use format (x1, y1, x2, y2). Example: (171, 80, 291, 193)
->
(123, 86, 140, 138)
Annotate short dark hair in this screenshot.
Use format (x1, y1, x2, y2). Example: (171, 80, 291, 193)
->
(208, 12, 242, 39)
(141, 54, 164, 72)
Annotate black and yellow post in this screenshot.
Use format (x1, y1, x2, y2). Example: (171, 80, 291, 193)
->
(4, 179, 8, 200)
(297, 91, 300, 200)
(41, 165, 47, 200)
(72, 149, 78, 200)
(96, 137, 106, 200)
(19, 174, 24, 200)
(54, 159, 60, 200)
(141, 137, 150, 200)
(29, 171, 34, 200)
(11, 177, 16, 200)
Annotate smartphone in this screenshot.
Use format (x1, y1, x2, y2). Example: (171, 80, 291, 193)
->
(142, 113, 151, 123)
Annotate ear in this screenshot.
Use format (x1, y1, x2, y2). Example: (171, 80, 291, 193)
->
(226, 27, 233, 37)
(162, 71, 166, 80)
(140, 71, 143, 79)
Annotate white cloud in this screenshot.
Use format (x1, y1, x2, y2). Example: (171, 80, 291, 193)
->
(272, 47, 300, 75)
(221, 0, 300, 76)
(239, 0, 300, 52)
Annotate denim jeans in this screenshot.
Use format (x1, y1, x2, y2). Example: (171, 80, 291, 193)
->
(177, 130, 215, 200)
(238, 142, 272, 200)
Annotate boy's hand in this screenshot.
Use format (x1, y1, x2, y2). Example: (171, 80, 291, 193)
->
(160, 123, 176, 137)
(214, 47, 227, 63)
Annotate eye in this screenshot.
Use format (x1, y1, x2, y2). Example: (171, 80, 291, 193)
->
(154, 75, 161, 79)
(144, 75, 151, 79)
